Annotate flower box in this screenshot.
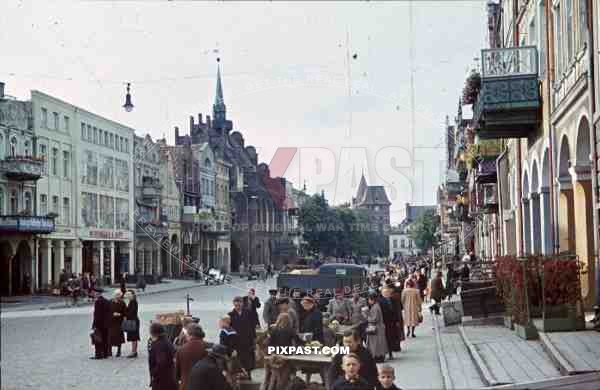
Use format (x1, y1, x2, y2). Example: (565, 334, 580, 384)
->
(538, 303, 586, 332)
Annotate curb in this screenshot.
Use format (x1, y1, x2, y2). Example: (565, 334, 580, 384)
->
(458, 325, 501, 387)
(538, 331, 577, 376)
(432, 314, 453, 390)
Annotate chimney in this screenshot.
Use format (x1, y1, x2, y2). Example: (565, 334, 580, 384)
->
(0, 82, 4, 99)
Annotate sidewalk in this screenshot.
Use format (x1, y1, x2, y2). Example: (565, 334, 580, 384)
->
(459, 324, 561, 386)
(0, 278, 206, 312)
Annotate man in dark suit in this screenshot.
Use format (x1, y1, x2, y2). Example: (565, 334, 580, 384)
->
(328, 330, 378, 389)
(175, 323, 208, 390)
(91, 291, 111, 359)
(228, 296, 256, 379)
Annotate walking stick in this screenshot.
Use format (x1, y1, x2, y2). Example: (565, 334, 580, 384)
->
(185, 294, 194, 316)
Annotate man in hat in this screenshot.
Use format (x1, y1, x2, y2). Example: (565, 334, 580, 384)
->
(187, 344, 232, 390)
(148, 323, 177, 390)
(328, 288, 351, 324)
(299, 296, 323, 342)
(229, 296, 256, 379)
(263, 289, 279, 326)
(242, 288, 261, 329)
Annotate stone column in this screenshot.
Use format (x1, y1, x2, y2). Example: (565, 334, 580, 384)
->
(530, 193, 542, 254)
(167, 239, 173, 277)
(72, 240, 82, 275)
(33, 239, 39, 291)
(110, 241, 115, 284)
(156, 243, 161, 275)
(56, 240, 65, 279)
(128, 243, 134, 274)
(45, 240, 53, 286)
(139, 247, 145, 275)
(522, 198, 531, 255)
(99, 241, 104, 279)
(539, 187, 553, 255)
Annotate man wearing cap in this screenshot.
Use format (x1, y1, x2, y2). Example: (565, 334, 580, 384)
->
(187, 344, 232, 390)
(299, 296, 323, 342)
(263, 289, 279, 326)
(229, 296, 256, 379)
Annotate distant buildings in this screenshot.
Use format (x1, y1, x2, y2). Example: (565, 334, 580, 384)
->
(388, 203, 436, 259)
(352, 174, 391, 256)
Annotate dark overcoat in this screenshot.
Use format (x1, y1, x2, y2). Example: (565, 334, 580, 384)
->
(148, 335, 177, 390)
(109, 299, 127, 346)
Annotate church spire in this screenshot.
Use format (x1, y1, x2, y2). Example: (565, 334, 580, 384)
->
(213, 58, 226, 125)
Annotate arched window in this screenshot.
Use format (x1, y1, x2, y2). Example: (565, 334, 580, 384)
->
(10, 137, 17, 157)
(24, 141, 30, 157)
(10, 190, 17, 214)
(205, 158, 211, 168)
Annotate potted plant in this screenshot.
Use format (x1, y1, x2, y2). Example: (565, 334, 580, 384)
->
(539, 256, 586, 331)
(512, 257, 539, 340)
(462, 69, 481, 105)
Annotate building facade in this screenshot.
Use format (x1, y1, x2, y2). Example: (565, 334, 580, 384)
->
(158, 140, 182, 277)
(351, 174, 391, 256)
(443, 0, 599, 309)
(134, 134, 169, 277)
(0, 83, 54, 295)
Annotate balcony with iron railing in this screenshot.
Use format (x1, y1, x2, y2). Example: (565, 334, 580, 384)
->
(474, 46, 541, 139)
(0, 214, 55, 234)
(0, 155, 45, 181)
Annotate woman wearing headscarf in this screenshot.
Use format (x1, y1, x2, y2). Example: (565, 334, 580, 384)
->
(401, 279, 423, 338)
(365, 293, 388, 362)
(124, 290, 140, 358)
(109, 289, 127, 357)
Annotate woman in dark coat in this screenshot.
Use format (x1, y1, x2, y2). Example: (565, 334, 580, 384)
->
(379, 287, 401, 360)
(299, 296, 323, 343)
(109, 289, 127, 357)
(148, 323, 177, 390)
(124, 290, 140, 358)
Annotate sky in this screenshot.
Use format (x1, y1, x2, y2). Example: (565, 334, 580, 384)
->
(0, 0, 487, 224)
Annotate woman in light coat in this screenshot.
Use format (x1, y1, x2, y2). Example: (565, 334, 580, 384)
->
(401, 279, 423, 338)
(365, 293, 388, 362)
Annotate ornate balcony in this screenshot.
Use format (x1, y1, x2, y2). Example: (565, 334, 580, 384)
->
(141, 176, 162, 199)
(0, 156, 44, 181)
(474, 46, 540, 139)
(0, 215, 55, 234)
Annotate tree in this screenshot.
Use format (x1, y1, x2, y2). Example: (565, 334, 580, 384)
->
(408, 210, 440, 253)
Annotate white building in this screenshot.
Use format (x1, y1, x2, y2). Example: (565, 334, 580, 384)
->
(389, 226, 416, 259)
(33, 90, 135, 287)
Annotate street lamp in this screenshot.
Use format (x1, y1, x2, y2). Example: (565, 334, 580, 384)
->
(123, 83, 134, 112)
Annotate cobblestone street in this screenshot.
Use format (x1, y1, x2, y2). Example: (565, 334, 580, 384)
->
(1, 279, 271, 390)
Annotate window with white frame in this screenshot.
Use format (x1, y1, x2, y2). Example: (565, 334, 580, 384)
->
(10, 190, 17, 214)
(64, 116, 69, 132)
(53, 112, 59, 130)
(400, 239, 406, 248)
(24, 141, 30, 157)
(554, 3, 563, 77)
(393, 239, 398, 249)
(40, 144, 47, 174)
(63, 151, 70, 178)
(93, 127, 98, 144)
(63, 197, 70, 225)
(40, 194, 47, 215)
(81, 123, 86, 139)
(52, 148, 58, 176)
(24, 192, 32, 213)
(41, 108, 48, 128)
(87, 124, 92, 140)
(565, 0, 574, 61)
(52, 195, 59, 214)
(10, 137, 17, 157)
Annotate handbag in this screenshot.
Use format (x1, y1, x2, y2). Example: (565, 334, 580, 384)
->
(121, 319, 137, 332)
(366, 323, 377, 335)
(90, 329, 103, 345)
